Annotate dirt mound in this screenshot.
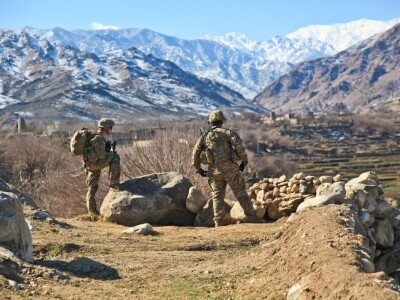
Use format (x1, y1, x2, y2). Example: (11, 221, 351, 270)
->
(1, 205, 399, 299)
(236, 205, 399, 299)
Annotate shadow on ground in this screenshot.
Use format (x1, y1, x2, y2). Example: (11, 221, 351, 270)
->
(36, 257, 119, 280)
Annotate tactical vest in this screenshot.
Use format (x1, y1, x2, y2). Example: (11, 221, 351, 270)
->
(201, 128, 240, 164)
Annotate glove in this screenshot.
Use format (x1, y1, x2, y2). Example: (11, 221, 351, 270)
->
(198, 168, 208, 177)
(105, 141, 112, 152)
(239, 161, 248, 173)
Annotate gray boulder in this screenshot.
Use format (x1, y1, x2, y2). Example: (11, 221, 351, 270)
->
(0, 191, 33, 262)
(100, 172, 195, 226)
(0, 179, 37, 209)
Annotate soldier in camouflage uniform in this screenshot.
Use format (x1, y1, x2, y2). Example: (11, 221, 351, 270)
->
(85, 118, 121, 215)
(192, 110, 264, 227)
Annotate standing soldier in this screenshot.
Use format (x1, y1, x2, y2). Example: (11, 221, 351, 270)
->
(192, 110, 264, 227)
(85, 118, 121, 216)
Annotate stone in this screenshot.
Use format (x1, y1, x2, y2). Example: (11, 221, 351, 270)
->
(264, 191, 273, 200)
(375, 251, 400, 275)
(194, 199, 233, 227)
(333, 174, 343, 182)
(277, 175, 287, 183)
(279, 186, 287, 193)
(319, 176, 333, 184)
(0, 191, 33, 262)
(296, 195, 335, 213)
(359, 210, 375, 227)
(359, 171, 379, 185)
(299, 184, 308, 194)
(373, 200, 392, 219)
(305, 176, 314, 182)
(256, 190, 265, 203)
(267, 198, 284, 220)
(186, 186, 208, 214)
(272, 187, 280, 198)
(316, 182, 345, 204)
(100, 172, 195, 226)
(122, 223, 159, 235)
(360, 258, 375, 273)
(295, 172, 305, 180)
(373, 218, 394, 248)
(279, 196, 304, 216)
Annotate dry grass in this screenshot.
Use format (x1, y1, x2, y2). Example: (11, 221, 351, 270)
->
(0, 118, 298, 217)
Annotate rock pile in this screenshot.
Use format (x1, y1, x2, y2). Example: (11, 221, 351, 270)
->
(250, 170, 399, 275)
(248, 172, 346, 220)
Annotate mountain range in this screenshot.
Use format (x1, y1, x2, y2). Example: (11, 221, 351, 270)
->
(0, 18, 399, 123)
(24, 18, 399, 99)
(255, 23, 400, 113)
(0, 30, 260, 123)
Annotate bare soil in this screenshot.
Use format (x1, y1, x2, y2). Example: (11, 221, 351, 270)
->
(1, 205, 399, 300)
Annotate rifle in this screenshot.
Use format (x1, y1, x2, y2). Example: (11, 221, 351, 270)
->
(105, 141, 117, 153)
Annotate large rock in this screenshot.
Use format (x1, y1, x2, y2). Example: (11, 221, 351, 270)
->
(296, 195, 335, 213)
(185, 187, 208, 214)
(0, 191, 33, 262)
(100, 172, 195, 226)
(194, 199, 234, 227)
(230, 201, 266, 221)
(0, 179, 37, 209)
(316, 182, 345, 204)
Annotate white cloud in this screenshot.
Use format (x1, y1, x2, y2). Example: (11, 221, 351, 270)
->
(91, 22, 120, 30)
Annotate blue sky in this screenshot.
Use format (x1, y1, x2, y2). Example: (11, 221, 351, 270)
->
(0, 0, 399, 40)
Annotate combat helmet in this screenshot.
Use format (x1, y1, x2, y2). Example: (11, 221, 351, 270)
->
(98, 118, 114, 129)
(208, 110, 226, 123)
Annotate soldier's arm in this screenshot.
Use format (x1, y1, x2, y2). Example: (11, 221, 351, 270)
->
(91, 135, 107, 160)
(191, 136, 204, 172)
(229, 130, 248, 162)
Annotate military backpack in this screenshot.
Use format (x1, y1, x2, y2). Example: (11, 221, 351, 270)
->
(70, 129, 97, 156)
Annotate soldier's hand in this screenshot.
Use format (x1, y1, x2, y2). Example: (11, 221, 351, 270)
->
(239, 161, 248, 173)
(198, 168, 208, 177)
(105, 141, 112, 152)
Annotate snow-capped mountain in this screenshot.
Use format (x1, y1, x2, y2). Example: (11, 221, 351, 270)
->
(0, 30, 260, 123)
(23, 18, 399, 99)
(255, 23, 400, 113)
(286, 18, 400, 52)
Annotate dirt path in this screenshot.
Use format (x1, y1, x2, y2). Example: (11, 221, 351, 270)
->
(1, 205, 400, 299)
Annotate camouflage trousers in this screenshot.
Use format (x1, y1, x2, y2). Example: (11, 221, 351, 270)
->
(85, 152, 120, 213)
(208, 161, 255, 225)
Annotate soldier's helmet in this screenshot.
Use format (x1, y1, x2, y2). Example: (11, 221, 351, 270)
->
(208, 110, 226, 123)
(98, 118, 114, 129)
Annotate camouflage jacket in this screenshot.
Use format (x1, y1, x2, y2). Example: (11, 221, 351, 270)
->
(192, 126, 247, 171)
(86, 134, 111, 164)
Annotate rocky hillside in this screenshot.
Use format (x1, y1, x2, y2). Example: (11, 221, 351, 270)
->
(24, 18, 399, 98)
(255, 23, 400, 113)
(0, 30, 259, 124)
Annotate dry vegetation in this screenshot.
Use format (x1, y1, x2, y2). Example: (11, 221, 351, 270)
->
(0, 118, 295, 217)
(1, 112, 399, 218)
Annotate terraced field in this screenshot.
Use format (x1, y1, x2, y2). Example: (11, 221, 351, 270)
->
(280, 124, 400, 197)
